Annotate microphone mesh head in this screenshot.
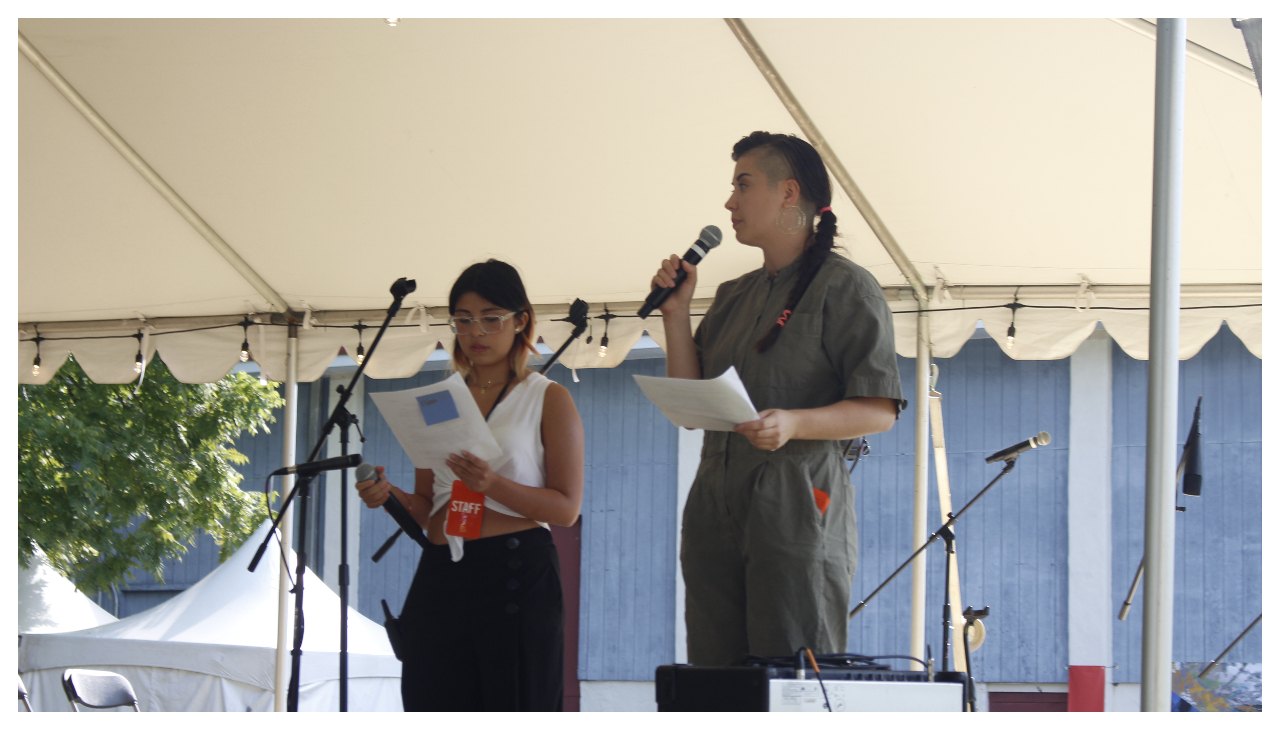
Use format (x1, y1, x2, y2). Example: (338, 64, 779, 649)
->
(1035, 431, 1051, 446)
(355, 462, 377, 482)
(699, 225, 722, 249)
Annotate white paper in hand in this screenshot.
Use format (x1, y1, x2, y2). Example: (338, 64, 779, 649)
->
(367, 373, 505, 472)
(633, 366, 760, 431)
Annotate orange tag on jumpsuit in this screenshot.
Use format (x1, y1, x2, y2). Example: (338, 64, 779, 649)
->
(445, 480, 485, 538)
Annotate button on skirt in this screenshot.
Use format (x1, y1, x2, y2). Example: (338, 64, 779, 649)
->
(398, 527, 564, 711)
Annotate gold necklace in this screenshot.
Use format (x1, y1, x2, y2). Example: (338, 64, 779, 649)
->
(474, 372, 511, 396)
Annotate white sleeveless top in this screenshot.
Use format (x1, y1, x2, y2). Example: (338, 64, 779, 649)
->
(429, 372, 553, 561)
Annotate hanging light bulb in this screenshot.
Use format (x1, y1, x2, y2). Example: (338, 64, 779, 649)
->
(1006, 323, 1016, 350)
(31, 332, 42, 376)
(354, 321, 367, 365)
(132, 330, 145, 375)
(240, 338, 251, 362)
(598, 333, 609, 358)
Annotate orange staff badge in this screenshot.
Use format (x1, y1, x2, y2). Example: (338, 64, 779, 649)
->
(445, 480, 486, 539)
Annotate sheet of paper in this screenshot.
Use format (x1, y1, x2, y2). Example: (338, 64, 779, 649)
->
(632, 366, 760, 431)
(367, 372, 505, 472)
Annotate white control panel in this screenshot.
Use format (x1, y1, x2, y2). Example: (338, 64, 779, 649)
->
(768, 678, 963, 712)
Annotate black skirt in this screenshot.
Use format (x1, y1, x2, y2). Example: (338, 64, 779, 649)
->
(398, 527, 564, 711)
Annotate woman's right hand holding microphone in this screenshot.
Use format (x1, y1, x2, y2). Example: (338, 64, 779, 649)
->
(651, 254, 697, 316)
(355, 465, 394, 509)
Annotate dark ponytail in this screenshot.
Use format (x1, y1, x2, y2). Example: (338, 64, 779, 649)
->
(731, 132, 841, 353)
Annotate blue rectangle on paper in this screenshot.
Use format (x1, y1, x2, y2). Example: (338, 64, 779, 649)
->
(417, 391, 459, 426)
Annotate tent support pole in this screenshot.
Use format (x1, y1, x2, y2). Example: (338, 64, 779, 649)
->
(275, 326, 298, 711)
(17, 31, 293, 317)
(910, 311, 931, 661)
(724, 18, 933, 656)
(1140, 18, 1184, 713)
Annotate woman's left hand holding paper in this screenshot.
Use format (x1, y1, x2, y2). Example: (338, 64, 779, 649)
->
(447, 450, 503, 494)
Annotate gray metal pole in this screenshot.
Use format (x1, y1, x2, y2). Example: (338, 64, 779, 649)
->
(909, 311, 931, 661)
(1140, 18, 1185, 713)
(274, 326, 299, 711)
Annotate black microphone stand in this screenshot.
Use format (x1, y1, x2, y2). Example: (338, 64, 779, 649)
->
(961, 605, 989, 711)
(331, 395, 366, 712)
(843, 460, 1013, 702)
(247, 277, 416, 712)
(848, 458, 1019, 622)
(539, 298, 590, 375)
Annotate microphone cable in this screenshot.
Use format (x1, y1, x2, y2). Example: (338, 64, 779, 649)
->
(260, 474, 295, 589)
(803, 648, 832, 712)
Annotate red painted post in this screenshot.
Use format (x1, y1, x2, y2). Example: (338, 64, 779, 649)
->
(1068, 665, 1106, 711)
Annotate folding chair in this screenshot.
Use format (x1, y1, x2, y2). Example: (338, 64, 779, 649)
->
(61, 669, 140, 712)
(18, 674, 33, 712)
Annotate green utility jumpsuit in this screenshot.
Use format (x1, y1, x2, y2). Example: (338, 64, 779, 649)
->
(682, 253, 905, 667)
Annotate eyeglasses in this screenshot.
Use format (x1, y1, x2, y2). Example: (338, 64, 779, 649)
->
(448, 311, 520, 335)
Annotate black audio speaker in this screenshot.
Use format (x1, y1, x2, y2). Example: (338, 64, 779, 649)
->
(655, 666, 770, 711)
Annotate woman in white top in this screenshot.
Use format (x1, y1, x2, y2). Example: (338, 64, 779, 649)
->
(356, 259, 584, 711)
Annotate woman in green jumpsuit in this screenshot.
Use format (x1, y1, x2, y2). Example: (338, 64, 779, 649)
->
(653, 132, 905, 667)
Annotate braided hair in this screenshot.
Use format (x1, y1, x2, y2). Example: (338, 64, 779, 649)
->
(731, 131, 840, 353)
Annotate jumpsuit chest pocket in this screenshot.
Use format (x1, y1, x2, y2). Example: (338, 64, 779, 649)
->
(752, 312, 831, 392)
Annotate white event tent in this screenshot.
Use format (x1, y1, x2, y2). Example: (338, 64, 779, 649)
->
(17, 18, 1260, 710)
(19, 545, 119, 635)
(18, 520, 402, 712)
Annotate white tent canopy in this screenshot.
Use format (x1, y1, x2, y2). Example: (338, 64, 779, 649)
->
(17, 18, 1260, 384)
(18, 545, 119, 635)
(18, 520, 401, 711)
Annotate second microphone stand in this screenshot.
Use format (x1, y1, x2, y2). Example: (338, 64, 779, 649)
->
(847, 443, 1046, 708)
(247, 277, 416, 712)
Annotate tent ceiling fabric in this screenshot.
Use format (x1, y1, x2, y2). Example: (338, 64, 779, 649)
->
(17, 18, 1260, 382)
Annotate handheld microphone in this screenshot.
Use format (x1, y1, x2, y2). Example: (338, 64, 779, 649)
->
(355, 462, 429, 550)
(984, 432, 1051, 464)
(271, 453, 362, 476)
(637, 225, 722, 318)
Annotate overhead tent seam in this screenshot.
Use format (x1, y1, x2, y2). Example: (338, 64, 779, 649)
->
(17, 31, 295, 318)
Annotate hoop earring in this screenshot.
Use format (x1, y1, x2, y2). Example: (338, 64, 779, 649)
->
(777, 205, 808, 235)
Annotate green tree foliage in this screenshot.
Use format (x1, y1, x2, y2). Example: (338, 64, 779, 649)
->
(18, 356, 284, 594)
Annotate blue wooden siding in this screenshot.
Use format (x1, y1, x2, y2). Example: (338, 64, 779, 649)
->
(848, 335, 1071, 683)
(1110, 327, 1262, 683)
(567, 358, 678, 680)
(359, 359, 679, 681)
